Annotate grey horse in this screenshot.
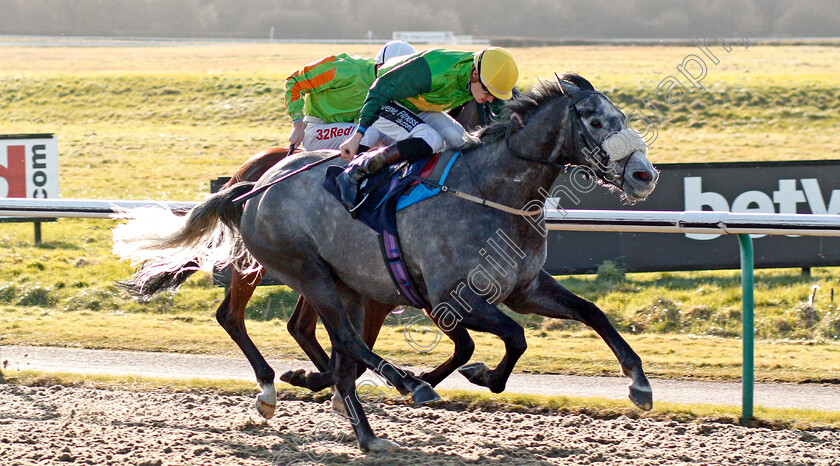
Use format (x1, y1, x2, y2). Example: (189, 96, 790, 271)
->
(115, 74, 659, 453)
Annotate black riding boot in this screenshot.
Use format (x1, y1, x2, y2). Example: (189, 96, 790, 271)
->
(336, 144, 405, 211)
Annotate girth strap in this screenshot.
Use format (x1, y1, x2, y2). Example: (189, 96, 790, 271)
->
(379, 230, 429, 309)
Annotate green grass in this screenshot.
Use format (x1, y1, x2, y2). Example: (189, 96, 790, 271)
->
(0, 218, 839, 383)
(0, 43, 839, 385)
(4, 370, 839, 430)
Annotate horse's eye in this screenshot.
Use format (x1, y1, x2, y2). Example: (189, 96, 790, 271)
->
(590, 119, 602, 129)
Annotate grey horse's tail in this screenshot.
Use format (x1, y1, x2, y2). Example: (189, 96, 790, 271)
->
(113, 182, 257, 300)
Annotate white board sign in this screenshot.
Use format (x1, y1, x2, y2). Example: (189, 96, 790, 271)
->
(0, 134, 60, 198)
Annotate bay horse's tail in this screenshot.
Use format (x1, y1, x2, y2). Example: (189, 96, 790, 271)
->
(113, 182, 257, 300)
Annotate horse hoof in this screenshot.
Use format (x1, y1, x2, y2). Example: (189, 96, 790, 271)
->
(331, 394, 349, 417)
(629, 386, 653, 411)
(279, 369, 307, 387)
(458, 362, 489, 386)
(362, 437, 400, 453)
(255, 397, 276, 419)
(488, 382, 507, 394)
(410, 382, 440, 405)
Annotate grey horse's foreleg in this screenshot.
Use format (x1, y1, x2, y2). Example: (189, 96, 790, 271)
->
(416, 322, 475, 387)
(505, 270, 653, 410)
(433, 288, 527, 393)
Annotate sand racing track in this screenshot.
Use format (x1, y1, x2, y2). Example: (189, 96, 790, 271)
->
(1, 382, 839, 465)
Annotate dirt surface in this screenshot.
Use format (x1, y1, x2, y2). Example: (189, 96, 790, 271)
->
(1, 384, 839, 465)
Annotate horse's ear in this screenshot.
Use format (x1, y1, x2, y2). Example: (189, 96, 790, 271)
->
(555, 73, 579, 96)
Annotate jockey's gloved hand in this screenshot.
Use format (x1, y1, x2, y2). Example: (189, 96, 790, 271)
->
(289, 120, 306, 147)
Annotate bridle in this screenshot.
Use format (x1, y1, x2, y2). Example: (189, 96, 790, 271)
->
(504, 84, 628, 192)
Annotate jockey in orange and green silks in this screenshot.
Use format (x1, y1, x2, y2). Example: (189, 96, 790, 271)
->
(284, 53, 375, 151)
(285, 53, 374, 125)
(283, 41, 417, 151)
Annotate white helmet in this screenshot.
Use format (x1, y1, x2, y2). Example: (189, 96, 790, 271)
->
(375, 40, 416, 66)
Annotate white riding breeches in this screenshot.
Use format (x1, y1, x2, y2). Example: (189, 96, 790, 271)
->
(366, 103, 467, 153)
(301, 120, 358, 151)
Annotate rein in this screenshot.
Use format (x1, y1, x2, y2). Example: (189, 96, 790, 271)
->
(403, 173, 543, 217)
(397, 88, 616, 218)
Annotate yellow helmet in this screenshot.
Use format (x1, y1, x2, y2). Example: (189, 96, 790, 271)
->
(474, 47, 519, 100)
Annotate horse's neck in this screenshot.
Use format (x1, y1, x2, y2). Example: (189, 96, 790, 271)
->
(448, 94, 579, 214)
(455, 135, 560, 209)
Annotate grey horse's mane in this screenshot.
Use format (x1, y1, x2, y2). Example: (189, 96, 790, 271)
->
(462, 72, 594, 152)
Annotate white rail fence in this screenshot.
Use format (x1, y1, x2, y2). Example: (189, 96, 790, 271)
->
(3, 197, 840, 423)
(544, 209, 840, 236)
(3, 199, 840, 235)
(0, 198, 197, 218)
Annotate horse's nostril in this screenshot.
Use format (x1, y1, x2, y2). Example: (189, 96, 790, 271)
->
(634, 171, 651, 182)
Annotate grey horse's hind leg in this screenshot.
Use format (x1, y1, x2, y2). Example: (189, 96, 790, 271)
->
(282, 296, 393, 393)
(329, 292, 399, 452)
(295, 269, 439, 405)
(332, 351, 399, 452)
(505, 270, 653, 411)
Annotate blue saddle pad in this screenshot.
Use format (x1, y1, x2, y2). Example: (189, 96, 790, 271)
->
(396, 151, 460, 212)
(323, 151, 460, 235)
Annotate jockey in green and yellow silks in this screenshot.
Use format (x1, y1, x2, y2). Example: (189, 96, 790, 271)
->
(336, 47, 519, 210)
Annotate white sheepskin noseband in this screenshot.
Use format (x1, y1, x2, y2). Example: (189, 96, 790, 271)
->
(603, 129, 647, 162)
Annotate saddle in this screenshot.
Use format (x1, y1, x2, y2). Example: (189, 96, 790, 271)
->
(323, 150, 461, 309)
(324, 150, 460, 236)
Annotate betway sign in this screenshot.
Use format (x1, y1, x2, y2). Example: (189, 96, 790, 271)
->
(543, 161, 840, 273)
(685, 176, 838, 240)
(0, 134, 60, 199)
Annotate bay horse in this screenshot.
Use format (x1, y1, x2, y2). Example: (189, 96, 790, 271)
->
(115, 74, 659, 452)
